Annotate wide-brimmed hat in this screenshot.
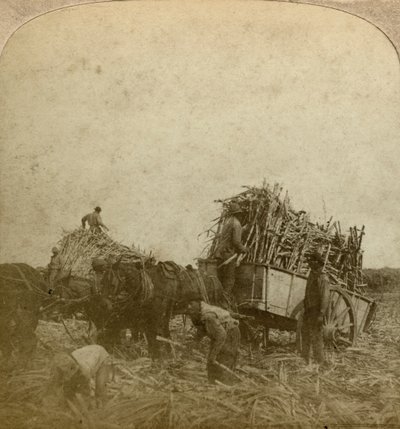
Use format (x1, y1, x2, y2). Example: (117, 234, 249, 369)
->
(94, 206, 102, 212)
(228, 202, 243, 215)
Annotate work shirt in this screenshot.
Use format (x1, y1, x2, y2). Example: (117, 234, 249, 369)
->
(304, 268, 330, 314)
(213, 216, 247, 259)
(198, 302, 239, 362)
(71, 345, 110, 380)
(48, 254, 64, 271)
(82, 212, 105, 229)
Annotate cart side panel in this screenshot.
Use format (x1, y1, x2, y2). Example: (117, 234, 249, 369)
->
(235, 263, 265, 302)
(266, 269, 293, 317)
(350, 295, 371, 335)
(287, 276, 307, 316)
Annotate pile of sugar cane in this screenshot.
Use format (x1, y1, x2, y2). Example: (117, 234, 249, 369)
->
(57, 229, 150, 278)
(205, 183, 366, 293)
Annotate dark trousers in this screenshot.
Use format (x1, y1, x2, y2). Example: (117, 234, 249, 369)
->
(207, 326, 240, 385)
(301, 311, 324, 364)
(217, 259, 236, 295)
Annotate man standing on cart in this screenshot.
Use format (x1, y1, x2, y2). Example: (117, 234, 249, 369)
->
(212, 202, 249, 295)
(302, 251, 330, 367)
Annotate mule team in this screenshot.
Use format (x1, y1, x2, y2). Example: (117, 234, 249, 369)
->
(0, 204, 330, 407)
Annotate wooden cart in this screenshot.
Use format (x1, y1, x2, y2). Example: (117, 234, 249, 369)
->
(198, 259, 377, 348)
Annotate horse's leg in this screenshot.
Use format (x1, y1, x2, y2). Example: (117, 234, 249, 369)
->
(144, 323, 160, 361)
(158, 300, 174, 355)
(143, 303, 161, 361)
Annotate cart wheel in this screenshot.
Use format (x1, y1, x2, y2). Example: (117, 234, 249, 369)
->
(291, 286, 357, 353)
(323, 286, 357, 349)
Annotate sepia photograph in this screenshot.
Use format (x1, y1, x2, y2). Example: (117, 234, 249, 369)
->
(0, 0, 399, 427)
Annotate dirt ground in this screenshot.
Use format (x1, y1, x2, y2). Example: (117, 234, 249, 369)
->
(0, 291, 399, 429)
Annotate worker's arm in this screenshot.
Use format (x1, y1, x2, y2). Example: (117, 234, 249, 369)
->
(52, 255, 62, 270)
(319, 274, 331, 317)
(232, 220, 248, 254)
(204, 314, 226, 363)
(60, 255, 65, 267)
(95, 362, 110, 406)
(192, 322, 207, 341)
(97, 214, 109, 231)
(64, 371, 90, 400)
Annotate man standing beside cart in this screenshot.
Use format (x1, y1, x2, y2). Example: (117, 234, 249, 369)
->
(301, 251, 330, 367)
(212, 202, 249, 295)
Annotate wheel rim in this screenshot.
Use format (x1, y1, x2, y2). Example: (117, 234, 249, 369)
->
(324, 286, 357, 349)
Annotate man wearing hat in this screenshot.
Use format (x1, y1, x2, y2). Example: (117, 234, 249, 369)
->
(186, 299, 240, 384)
(46, 344, 111, 408)
(82, 206, 109, 233)
(48, 247, 64, 289)
(301, 251, 330, 366)
(212, 202, 249, 294)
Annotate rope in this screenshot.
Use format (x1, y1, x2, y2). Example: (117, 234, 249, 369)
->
(0, 275, 25, 283)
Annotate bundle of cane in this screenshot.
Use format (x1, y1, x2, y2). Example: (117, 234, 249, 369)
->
(57, 229, 151, 279)
(204, 182, 366, 293)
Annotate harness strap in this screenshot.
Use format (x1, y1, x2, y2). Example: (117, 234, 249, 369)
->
(193, 271, 209, 303)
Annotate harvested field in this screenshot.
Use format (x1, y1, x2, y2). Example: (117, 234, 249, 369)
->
(0, 292, 399, 429)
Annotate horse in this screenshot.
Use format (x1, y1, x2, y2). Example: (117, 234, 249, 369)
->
(50, 272, 94, 318)
(92, 259, 229, 359)
(0, 263, 49, 365)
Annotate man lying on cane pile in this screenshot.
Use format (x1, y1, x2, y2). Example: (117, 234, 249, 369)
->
(44, 344, 111, 408)
(301, 251, 330, 368)
(212, 202, 249, 295)
(186, 299, 241, 385)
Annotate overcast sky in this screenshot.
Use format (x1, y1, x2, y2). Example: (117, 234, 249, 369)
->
(0, 1, 399, 268)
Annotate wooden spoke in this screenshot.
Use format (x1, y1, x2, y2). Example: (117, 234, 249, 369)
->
(326, 293, 338, 320)
(333, 306, 350, 326)
(337, 336, 352, 346)
(323, 287, 357, 349)
(337, 323, 354, 332)
(329, 294, 343, 324)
